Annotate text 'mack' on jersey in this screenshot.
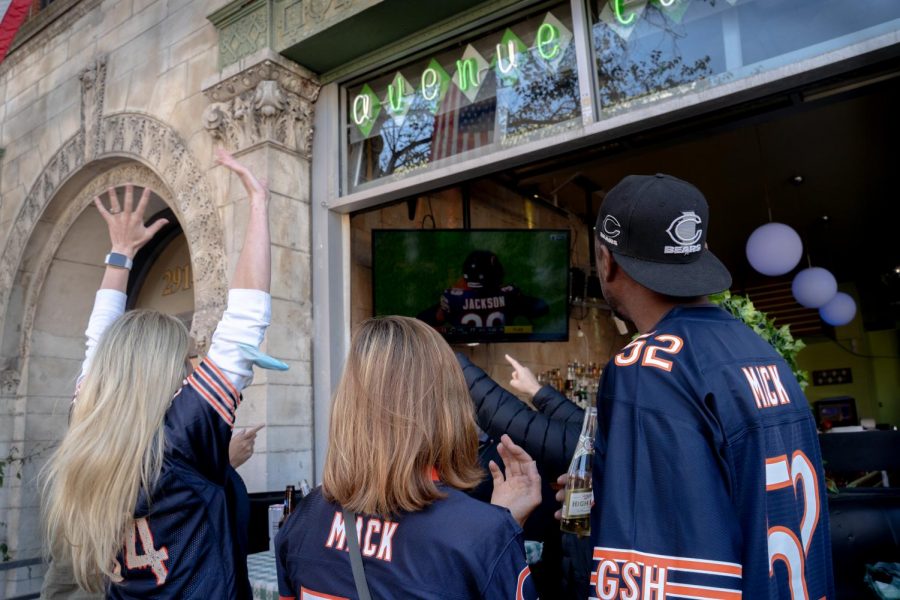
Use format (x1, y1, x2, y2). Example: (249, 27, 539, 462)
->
(107, 358, 245, 599)
(591, 305, 833, 600)
(275, 487, 538, 600)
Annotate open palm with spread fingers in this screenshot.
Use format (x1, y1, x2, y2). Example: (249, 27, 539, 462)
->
(94, 185, 168, 257)
(490, 434, 542, 526)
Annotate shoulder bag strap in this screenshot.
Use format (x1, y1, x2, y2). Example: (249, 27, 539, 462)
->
(342, 509, 373, 600)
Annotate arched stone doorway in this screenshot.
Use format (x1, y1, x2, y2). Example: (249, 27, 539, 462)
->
(0, 113, 226, 593)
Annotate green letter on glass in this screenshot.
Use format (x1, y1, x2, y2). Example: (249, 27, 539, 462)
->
(536, 23, 561, 60)
(456, 57, 480, 91)
(352, 94, 371, 126)
(422, 67, 440, 101)
(613, 0, 636, 26)
(387, 79, 404, 112)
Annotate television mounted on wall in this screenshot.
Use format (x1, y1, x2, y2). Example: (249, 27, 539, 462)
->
(372, 229, 570, 343)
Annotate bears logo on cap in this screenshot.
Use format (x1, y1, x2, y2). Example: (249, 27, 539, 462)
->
(600, 215, 622, 246)
(665, 211, 702, 255)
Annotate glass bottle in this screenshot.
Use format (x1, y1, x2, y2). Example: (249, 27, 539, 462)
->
(560, 406, 597, 537)
(564, 363, 575, 400)
(278, 484, 295, 528)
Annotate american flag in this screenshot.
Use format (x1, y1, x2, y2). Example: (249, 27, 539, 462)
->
(430, 82, 497, 162)
(0, 0, 32, 63)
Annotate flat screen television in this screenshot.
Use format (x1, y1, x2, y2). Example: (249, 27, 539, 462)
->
(372, 229, 570, 343)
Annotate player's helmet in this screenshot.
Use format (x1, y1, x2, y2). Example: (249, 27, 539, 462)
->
(462, 250, 504, 289)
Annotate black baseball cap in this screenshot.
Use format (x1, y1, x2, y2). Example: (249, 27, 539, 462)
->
(595, 173, 732, 297)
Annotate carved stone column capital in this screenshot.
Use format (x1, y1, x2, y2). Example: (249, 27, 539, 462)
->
(202, 54, 320, 158)
(80, 55, 107, 161)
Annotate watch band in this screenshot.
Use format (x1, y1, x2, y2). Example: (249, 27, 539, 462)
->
(104, 252, 133, 270)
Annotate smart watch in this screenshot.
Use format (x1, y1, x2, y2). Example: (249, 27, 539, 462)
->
(104, 252, 133, 270)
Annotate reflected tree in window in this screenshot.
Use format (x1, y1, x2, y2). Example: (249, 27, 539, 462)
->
(593, 3, 713, 110)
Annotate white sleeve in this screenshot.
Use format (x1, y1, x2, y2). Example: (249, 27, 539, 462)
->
(206, 289, 272, 393)
(79, 289, 127, 382)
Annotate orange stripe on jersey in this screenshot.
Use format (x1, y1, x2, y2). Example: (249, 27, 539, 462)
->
(189, 376, 234, 425)
(593, 547, 742, 577)
(204, 358, 239, 401)
(194, 367, 235, 410)
(666, 582, 742, 599)
(279, 596, 295, 600)
(516, 566, 531, 600)
(300, 587, 350, 600)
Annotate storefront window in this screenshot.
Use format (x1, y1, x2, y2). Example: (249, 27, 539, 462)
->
(345, 3, 580, 192)
(592, 0, 900, 115)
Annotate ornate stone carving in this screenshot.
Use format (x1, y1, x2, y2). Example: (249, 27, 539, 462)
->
(203, 59, 319, 157)
(80, 56, 107, 162)
(0, 113, 228, 361)
(306, 0, 353, 24)
(218, 4, 269, 68)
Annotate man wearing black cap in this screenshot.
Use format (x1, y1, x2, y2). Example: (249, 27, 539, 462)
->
(577, 174, 833, 599)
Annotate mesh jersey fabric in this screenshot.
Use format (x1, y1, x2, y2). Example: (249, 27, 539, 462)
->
(590, 305, 834, 599)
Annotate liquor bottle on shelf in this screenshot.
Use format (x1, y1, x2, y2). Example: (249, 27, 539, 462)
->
(564, 363, 575, 400)
(560, 406, 597, 537)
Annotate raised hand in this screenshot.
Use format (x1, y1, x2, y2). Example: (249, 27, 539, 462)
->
(489, 434, 541, 527)
(215, 148, 268, 204)
(229, 424, 264, 469)
(94, 185, 168, 258)
(505, 354, 541, 397)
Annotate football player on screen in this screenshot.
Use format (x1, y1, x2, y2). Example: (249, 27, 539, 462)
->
(418, 249, 549, 333)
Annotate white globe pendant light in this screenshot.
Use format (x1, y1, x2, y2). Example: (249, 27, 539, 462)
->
(746, 223, 803, 276)
(791, 267, 838, 308)
(819, 292, 856, 327)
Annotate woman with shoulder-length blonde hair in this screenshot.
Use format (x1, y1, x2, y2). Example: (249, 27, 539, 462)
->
(41, 149, 272, 599)
(275, 315, 542, 600)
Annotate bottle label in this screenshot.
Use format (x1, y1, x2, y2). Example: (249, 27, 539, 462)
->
(572, 433, 593, 461)
(563, 489, 593, 518)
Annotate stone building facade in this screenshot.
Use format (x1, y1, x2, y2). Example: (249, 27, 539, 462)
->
(2, 0, 898, 595)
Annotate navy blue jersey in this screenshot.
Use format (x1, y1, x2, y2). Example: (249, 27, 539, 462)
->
(275, 487, 537, 600)
(590, 305, 833, 599)
(438, 284, 548, 331)
(107, 358, 244, 599)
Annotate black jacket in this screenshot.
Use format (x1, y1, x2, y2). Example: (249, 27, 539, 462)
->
(456, 353, 584, 475)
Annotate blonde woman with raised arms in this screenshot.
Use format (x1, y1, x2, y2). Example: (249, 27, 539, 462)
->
(41, 150, 270, 598)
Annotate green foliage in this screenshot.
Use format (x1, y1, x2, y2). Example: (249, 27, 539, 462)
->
(710, 291, 810, 390)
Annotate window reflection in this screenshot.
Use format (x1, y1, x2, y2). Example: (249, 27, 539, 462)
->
(591, 0, 900, 114)
(346, 4, 580, 192)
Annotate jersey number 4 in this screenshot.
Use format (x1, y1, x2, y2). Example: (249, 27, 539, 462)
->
(124, 517, 170, 585)
(765, 451, 821, 600)
(614, 333, 684, 372)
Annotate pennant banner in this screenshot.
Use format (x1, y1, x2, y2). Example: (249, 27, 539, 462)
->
(0, 0, 32, 64)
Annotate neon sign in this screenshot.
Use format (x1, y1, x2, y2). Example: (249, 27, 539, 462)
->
(349, 11, 572, 138)
(600, 0, 704, 38)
